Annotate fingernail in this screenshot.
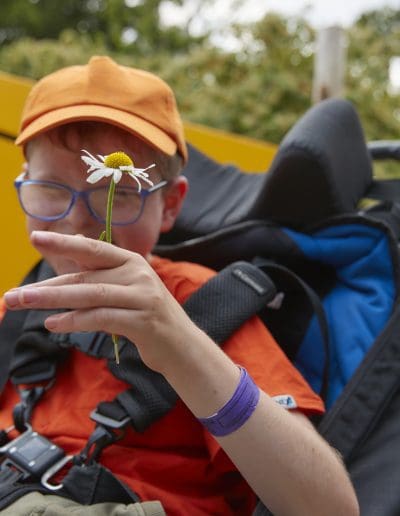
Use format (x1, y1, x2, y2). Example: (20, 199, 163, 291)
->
(4, 290, 19, 307)
(31, 231, 51, 245)
(45, 316, 58, 330)
(4, 288, 39, 307)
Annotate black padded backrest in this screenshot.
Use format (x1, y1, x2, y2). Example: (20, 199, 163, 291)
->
(250, 98, 373, 228)
(157, 98, 373, 246)
(158, 145, 267, 244)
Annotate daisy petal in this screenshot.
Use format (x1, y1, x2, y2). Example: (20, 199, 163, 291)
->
(113, 169, 122, 183)
(81, 155, 102, 171)
(81, 149, 100, 162)
(137, 174, 154, 187)
(81, 160, 98, 173)
(141, 163, 156, 173)
(127, 172, 142, 191)
(87, 169, 108, 184)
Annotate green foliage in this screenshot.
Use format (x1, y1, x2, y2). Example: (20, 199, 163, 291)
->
(1, 2, 400, 176)
(0, 31, 109, 78)
(346, 8, 400, 141)
(0, 0, 203, 53)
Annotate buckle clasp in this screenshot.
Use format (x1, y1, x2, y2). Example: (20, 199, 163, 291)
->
(41, 454, 73, 491)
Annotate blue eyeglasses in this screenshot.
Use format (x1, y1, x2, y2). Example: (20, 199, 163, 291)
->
(14, 173, 169, 226)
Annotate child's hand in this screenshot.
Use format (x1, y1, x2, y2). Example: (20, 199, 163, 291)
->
(4, 231, 194, 374)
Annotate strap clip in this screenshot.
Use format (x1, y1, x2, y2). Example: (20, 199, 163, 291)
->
(0, 425, 65, 481)
(41, 454, 73, 491)
(90, 409, 130, 429)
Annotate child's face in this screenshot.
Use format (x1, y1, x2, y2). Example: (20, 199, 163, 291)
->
(24, 131, 187, 274)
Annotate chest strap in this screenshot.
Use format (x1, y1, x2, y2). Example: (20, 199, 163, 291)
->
(3, 259, 277, 439)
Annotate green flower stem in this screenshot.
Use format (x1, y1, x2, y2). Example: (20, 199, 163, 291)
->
(105, 178, 120, 365)
(106, 179, 116, 244)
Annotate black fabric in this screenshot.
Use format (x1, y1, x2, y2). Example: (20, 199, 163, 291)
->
(255, 260, 330, 402)
(252, 98, 372, 229)
(158, 98, 372, 247)
(317, 303, 400, 515)
(319, 302, 400, 461)
(184, 261, 277, 343)
(0, 262, 45, 394)
(106, 343, 178, 433)
(60, 463, 141, 505)
(155, 221, 306, 271)
(9, 261, 67, 387)
(365, 180, 400, 202)
(0, 463, 141, 510)
(345, 384, 400, 516)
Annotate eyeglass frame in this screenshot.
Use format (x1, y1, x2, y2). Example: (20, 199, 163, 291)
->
(14, 172, 170, 226)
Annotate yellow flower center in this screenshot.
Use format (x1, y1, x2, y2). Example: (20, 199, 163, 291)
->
(104, 151, 134, 169)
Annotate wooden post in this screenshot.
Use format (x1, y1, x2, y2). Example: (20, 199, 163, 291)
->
(312, 26, 347, 103)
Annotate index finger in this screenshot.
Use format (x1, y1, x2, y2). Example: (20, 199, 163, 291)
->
(30, 231, 131, 270)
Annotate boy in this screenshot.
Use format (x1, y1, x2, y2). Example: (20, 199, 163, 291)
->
(2, 56, 358, 515)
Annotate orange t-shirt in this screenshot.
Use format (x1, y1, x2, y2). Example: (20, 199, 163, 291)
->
(0, 298, 5, 320)
(0, 257, 324, 515)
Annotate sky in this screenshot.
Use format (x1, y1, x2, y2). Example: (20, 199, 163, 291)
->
(226, 0, 400, 28)
(160, 0, 400, 35)
(159, 0, 400, 51)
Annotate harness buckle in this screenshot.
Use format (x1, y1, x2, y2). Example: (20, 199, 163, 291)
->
(0, 425, 65, 480)
(41, 454, 73, 491)
(90, 409, 130, 429)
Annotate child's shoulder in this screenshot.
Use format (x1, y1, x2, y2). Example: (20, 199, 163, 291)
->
(151, 255, 216, 302)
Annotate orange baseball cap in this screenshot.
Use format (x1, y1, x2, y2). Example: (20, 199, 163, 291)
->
(16, 55, 188, 163)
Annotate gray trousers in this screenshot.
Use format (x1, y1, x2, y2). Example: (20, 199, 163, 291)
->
(0, 492, 166, 515)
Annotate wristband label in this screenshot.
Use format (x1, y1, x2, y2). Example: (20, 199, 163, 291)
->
(273, 394, 297, 410)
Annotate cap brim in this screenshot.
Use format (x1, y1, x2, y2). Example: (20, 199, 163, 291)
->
(15, 104, 178, 157)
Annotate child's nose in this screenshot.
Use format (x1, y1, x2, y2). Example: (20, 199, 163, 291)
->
(64, 196, 94, 230)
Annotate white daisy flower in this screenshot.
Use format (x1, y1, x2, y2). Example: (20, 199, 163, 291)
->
(81, 149, 155, 190)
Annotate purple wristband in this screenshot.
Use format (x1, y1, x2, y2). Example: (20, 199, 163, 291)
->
(197, 367, 260, 437)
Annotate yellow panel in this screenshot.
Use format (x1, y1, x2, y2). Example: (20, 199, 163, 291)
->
(0, 72, 36, 292)
(184, 121, 277, 173)
(0, 70, 277, 293)
(0, 137, 40, 293)
(0, 71, 33, 137)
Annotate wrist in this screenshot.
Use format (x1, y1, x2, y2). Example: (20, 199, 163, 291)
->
(197, 366, 260, 437)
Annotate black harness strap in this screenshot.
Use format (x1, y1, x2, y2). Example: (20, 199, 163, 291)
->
(0, 308, 28, 394)
(60, 462, 140, 505)
(0, 261, 46, 394)
(254, 259, 331, 403)
(9, 261, 66, 389)
(91, 260, 277, 431)
(318, 301, 400, 462)
(183, 260, 277, 343)
(0, 259, 277, 508)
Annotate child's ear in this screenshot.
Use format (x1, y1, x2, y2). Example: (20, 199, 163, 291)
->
(160, 176, 188, 233)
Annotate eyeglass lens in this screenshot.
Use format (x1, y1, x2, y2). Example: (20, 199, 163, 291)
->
(19, 182, 144, 224)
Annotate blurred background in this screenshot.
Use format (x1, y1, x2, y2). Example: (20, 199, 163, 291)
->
(1, 0, 400, 152)
(0, 0, 400, 290)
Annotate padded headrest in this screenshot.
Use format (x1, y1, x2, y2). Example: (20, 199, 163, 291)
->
(157, 98, 372, 246)
(251, 98, 373, 228)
